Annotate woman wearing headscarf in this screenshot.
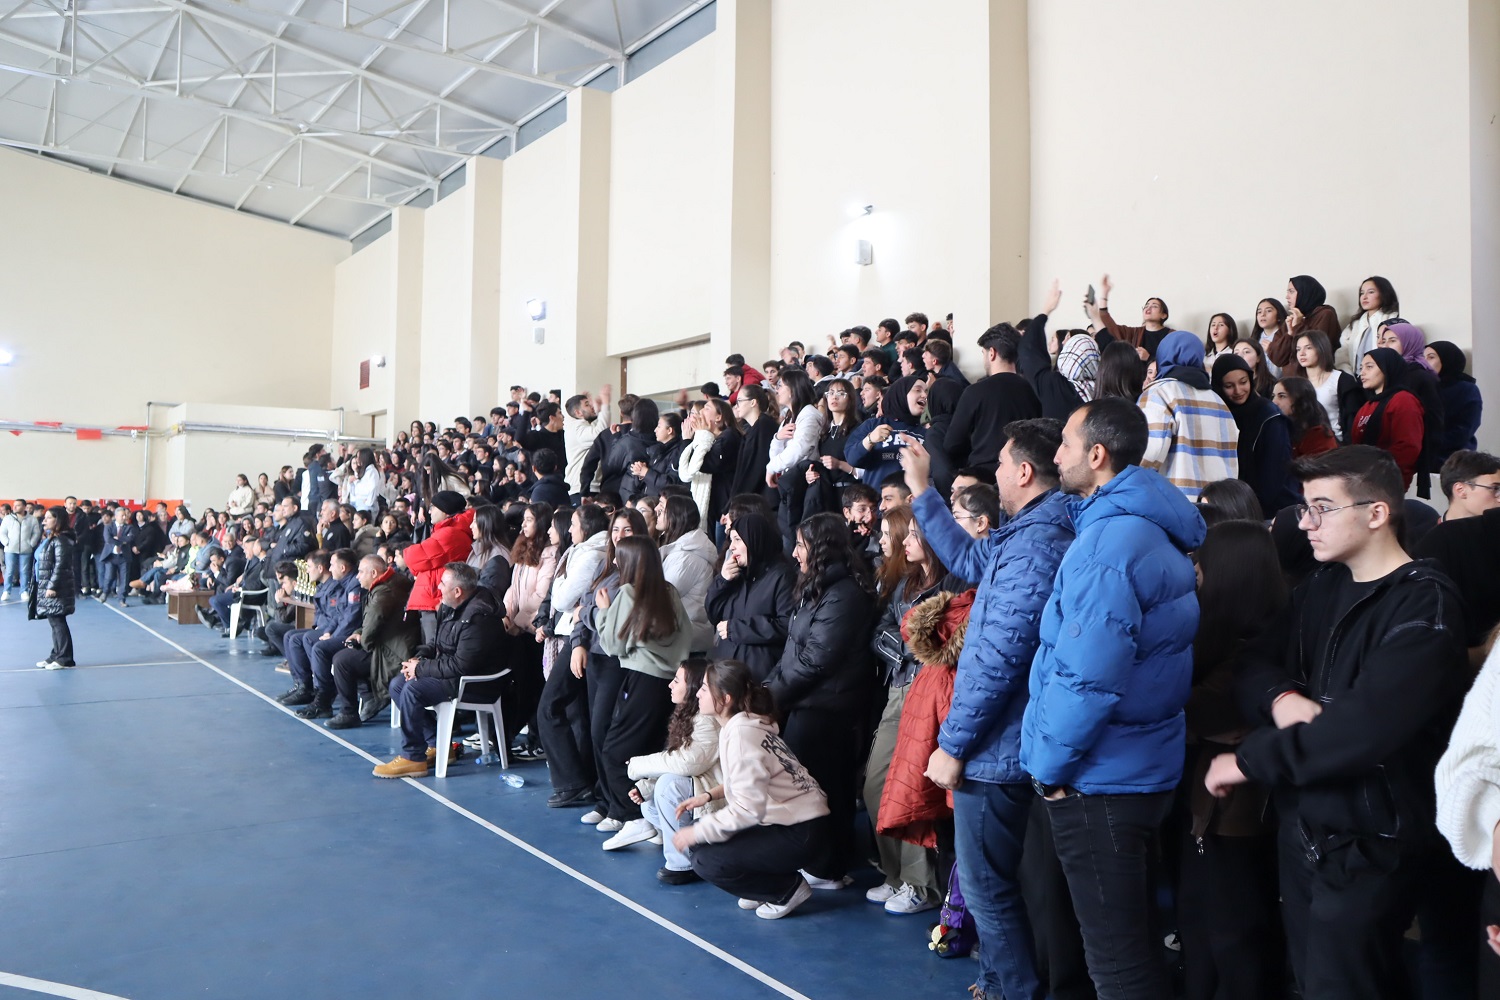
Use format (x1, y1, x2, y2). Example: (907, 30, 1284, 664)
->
(846, 374, 928, 491)
(1017, 309, 1097, 420)
(1284, 275, 1341, 374)
(1212, 356, 1299, 515)
(1425, 341, 1483, 463)
(705, 512, 796, 683)
(1352, 348, 1425, 490)
(1377, 321, 1446, 496)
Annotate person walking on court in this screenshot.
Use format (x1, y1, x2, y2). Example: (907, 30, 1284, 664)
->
(30, 505, 78, 669)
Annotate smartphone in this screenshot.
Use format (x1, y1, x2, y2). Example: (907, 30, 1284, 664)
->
(1084, 284, 1096, 305)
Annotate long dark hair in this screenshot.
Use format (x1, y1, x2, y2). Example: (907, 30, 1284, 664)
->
(666, 657, 710, 752)
(705, 658, 777, 718)
(705, 398, 739, 439)
(614, 535, 678, 645)
(794, 512, 870, 603)
(778, 367, 817, 424)
(737, 384, 771, 425)
(510, 502, 553, 567)
(1194, 521, 1287, 676)
(1205, 313, 1240, 354)
(592, 508, 648, 589)
(875, 506, 914, 599)
(550, 507, 575, 561)
(1234, 336, 1276, 396)
(471, 505, 511, 559)
(658, 495, 701, 547)
(1095, 341, 1145, 401)
(1359, 275, 1399, 316)
(421, 451, 462, 496)
(822, 377, 859, 436)
(632, 398, 661, 437)
(1275, 376, 1333, 444)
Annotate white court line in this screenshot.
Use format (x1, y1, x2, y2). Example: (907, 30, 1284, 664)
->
(0, 660, 192, 673)
(0, 969, 131, 999)
(98, 602, 814, 1000)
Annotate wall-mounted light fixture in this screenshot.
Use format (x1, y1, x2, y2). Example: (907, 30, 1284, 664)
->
(370, 355, 387, 368)
(848, 203, 874, 218)
(526, 298, 547, 321)
(854, 241, 873, 266)
(0, 348, 14, 365)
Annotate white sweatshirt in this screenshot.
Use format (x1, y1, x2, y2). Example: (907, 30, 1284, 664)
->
(691, 712, 829, 845)
(1436, 644, 1500, 869)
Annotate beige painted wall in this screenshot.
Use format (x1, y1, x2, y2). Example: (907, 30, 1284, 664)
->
(0, 148, 347, 499)
(607, 34, 718, 357)
(1030, 0, 1473, 353)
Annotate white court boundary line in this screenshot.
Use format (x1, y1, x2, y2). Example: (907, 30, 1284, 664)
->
(0, 969, 131, 999)
(97, 602, 814, 1000)
(0, 660, 192, 673)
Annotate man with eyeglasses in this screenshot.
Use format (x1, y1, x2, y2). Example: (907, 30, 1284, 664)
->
(1415, 449, 1500, 659)
(1207, 445, 1469, 1000)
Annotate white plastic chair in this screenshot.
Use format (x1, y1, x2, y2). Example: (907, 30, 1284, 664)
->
(227, 589, 268, 638)
(391, 669, 512, 778)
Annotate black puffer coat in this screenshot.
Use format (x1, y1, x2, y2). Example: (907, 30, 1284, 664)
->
(29, 531, 76, 619)
(706, 559, 797, 683)
(765, 562, 876, 716)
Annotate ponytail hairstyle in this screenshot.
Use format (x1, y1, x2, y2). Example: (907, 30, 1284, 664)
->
(613, 535, 678, 645)
(665, 657, 710, 752)
(704, 658, 777, 719)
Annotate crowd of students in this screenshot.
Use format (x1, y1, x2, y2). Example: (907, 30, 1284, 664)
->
(9, 277, 1500, 1000)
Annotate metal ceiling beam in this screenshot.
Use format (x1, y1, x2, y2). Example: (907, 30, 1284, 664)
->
(146, 0, 518, 131)
(474, 0, 623, 61)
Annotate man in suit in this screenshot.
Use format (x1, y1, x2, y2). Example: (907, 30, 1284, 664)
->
(100, 506, 138, 607)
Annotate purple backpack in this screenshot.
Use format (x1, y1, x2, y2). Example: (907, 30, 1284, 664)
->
(927, 864, 976, 959)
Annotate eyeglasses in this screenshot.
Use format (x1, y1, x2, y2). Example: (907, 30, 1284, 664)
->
(1295, 499, 1376, 528)
(1464, 481, 1500, 496)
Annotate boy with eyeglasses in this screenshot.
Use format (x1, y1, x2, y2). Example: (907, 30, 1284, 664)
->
(1415, 450, 1500, 661)
(1207, 445, 1471, 999)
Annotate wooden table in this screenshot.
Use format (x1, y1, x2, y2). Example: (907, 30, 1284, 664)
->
(287, 595, 316, 629)
(167, 589, 214, 625)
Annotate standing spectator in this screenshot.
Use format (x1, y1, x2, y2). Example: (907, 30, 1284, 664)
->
(706, 512, 795, 681)
(1209, 446, 1468, 1000)
(1, 501, 40, 601)
(564, 386, 611, 498)
(30, 506, 77, 670)
(401, 491, 475, 644)
(1426, 340, 1484, 464)
(1019, 284, 1098, 421)
(255, 472, 276, 507)
(847, 375, 928, 491)
(98, 505, 136, 607)
(729, 385, 776, 505)
(1087, 273, 1173, 359)
(946, 322, 1043, 477)
(1212, 355, 1298, 515)
(1292, 330, 1362, 443)
(331, 448, 387, 515)
(1273, 377, 1340, 458)
(71, 499, 100, 596)
(1284, 275, 1342, 366)
(1023, 396, 1206, 1000)
(1140, 331, 1240, 500)
(1336, 275, 1400, 373)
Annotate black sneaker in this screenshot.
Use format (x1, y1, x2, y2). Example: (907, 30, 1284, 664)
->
(276, 684, 313, 706)
(546, 789, 595, 809)
(295, 698, 334, 720)
(326, 712, 361, 729)
(656, 867, 701, 886)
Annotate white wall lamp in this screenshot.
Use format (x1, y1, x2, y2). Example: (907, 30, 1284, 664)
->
(0, 349, 13, 365)
(370, 355, 387, 368)
(526, 298, 547, 321)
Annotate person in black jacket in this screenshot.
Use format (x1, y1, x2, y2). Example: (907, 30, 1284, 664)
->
(268, 496, 316, 570)
(1017, 283, 1099, 422)
(946, 323, 1042, 477)
(373, 562, 505, 779)
(585, 398, 656, 501)
(527, 448, 570, 508)
(765, 511, 877, 884)
(30, 507, 76, 669)
(729, 385, 776, 505)
(623, 411, 686, 503)
(706, 512, 795, 681)
(1207, 446, 1470, 1000)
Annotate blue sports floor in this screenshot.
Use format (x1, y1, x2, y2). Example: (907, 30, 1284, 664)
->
(0, 598, 976, 1000)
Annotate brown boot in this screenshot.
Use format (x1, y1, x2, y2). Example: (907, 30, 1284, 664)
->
(372, 756, 429, 779)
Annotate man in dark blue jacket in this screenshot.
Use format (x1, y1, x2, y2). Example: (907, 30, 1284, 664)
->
(1022, 396, 1205, 1000)
(903, 419, 1074, 1000)
(278, 550, 363, 715)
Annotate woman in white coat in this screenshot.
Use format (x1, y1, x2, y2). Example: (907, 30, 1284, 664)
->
(1335, 275, 1399, 373)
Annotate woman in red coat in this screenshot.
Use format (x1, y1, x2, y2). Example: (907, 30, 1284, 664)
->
(402, 490, 475, 642)
(1352, 348, 1425, 490)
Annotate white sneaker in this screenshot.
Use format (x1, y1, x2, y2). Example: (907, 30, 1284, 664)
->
(799, 869, 853, 890)
(884, 883, 940, 915)
(865, 882, 898, 904)
(595, 817, 624, 833)
(649, 831, 664, 846)
(20, 592, 29, 602)
(1, 593, 11, 602)
(756, 879, 813, 919)
(44, 661, 72, 670)
(35, 659, 51, 668)
(580, 809, 605, 825)
(737, 898, 761, 910)
(602, 818, 657, 851)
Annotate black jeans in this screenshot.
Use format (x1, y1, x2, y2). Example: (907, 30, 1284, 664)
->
(1021, 800, 1096, 1000)
(1176, 826, 1281, 1000)
(1278, 820, 1429, 1000)
(692, 816, 830, 904)
(331, 647, 372, 713)
(781, 707, 861, 879)
(536, 655, 596, 796)
(1045, 790, 1172, 1000)
(599, 670, 674, 821)
(47, 615, 74, 666)
(585, 653, 625, 811)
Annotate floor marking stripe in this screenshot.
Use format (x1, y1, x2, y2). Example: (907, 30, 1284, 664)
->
(0, 970, 132, 999)
(98, 602, 814, 1000)
(0, 660, 192, 673)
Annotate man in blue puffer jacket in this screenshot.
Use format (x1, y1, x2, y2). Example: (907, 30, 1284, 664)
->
(1022, 396, 1205, 1000)
(901, 418, 1074, 1000)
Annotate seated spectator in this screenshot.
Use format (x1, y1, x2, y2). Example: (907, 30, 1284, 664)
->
(257, 560, 302, 657)
(1353, 348, 1424, 490)
(207, 535, 266, 636)
(1274, 376, 1340, 458)
(1438, 451, 1500, 522)
(374, 562, 505, 778)
(278, 549, 363, 718)
(1426, 341, 1484, 465)
(227, 474, 256, 517)
(350, 509, 379, 558)
(674, 659, 832, 920)
(1212, 355, 1298, 514)
(327, 554, 420, 728)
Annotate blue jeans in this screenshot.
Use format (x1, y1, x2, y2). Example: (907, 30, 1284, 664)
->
(952, 780, 1043, 1000)
(642, 772, 695, 871)
(389, 673, 458, 760)
(4, 551, 32, 596)
(1046, 790, 1173, 1000)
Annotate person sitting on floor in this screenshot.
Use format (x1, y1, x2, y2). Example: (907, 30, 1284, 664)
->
(374, 562, 505, 779)
(327, 554, 420, 729)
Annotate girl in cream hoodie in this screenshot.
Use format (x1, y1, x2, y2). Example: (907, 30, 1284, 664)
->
(672, 658, 830, 920)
